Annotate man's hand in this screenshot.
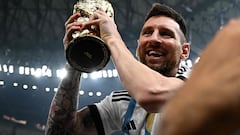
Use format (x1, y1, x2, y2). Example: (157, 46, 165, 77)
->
(84, 9, 122, 46)
(63, 13, 83, 49)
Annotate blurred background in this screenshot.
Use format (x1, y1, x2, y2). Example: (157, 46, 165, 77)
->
(0, 0, 240, 134)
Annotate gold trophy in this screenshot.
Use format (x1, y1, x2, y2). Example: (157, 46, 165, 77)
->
(66, 0, 114, 73)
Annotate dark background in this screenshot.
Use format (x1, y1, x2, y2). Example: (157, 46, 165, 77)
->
(0, 0, 240, 134)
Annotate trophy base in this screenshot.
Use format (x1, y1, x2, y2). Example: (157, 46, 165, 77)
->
(66, 35, 110, 73)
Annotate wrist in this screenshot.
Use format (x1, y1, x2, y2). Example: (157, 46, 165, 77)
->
(105, 34, 123, 46)
(59, 63, 81, 90)
(65, 62, 81, 80)
(65, 63, 78, 72)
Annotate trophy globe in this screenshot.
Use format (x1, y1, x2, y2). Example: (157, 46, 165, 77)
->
(66, 0, 114, 73)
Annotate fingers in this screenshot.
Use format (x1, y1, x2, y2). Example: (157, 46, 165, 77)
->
(65, 13, 84, 32)
(65, 13, 80, 27)
(89, 11, 100, 22)
(85, 10, 106, 35)
(63, 13, 84, 48)
(63, 9, 112, 47)
(89, 9, 108, 21)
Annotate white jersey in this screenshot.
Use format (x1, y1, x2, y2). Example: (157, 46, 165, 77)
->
(96, 90, 148, 135)
(151, 113, 161, 135)
(89, 65, 191, 135)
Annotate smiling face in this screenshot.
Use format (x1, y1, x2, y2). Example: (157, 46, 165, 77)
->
(136, 16, 189, 77)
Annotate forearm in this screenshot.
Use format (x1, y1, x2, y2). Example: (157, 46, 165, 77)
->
(46, 63, 81, 134)
(107, 38, 183, 112)
(107, 38, 150, 92)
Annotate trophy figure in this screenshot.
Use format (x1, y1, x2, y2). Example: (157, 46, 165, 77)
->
(66, 0, 114, 73)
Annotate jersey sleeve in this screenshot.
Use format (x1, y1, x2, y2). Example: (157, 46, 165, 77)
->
(88, 104, 105, 134)
(94, 91, 128, 135)
(176, 64, 191, 80)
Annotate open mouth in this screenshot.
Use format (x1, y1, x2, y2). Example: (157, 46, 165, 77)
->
(147, 50, 163, 57)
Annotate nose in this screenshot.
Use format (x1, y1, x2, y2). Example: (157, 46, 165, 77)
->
(149, 30, 162, 43)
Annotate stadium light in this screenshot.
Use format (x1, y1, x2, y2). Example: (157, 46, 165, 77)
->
(88, 92, 93, 97)
(56, 68, 67, 79)
(3, 64, 8, 73)
(96, 91, 102, 97)
(32, 85, 37, 90)
(79, 90, 84, 95)
(13, 82, 18, 87)
(23, 84, 28, 90)
(0, 80, 4, 86)
(9, 65, 14, 73)
(45, 87, 50, 92)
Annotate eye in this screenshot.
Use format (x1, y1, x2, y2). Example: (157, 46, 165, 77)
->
(142, 29, 153, 37)
(160, 31, 172, 38)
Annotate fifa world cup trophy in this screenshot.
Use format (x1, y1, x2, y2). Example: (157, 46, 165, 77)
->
(66, 0, 114, 73)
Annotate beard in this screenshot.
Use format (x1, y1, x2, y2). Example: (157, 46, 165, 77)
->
(151, 62, 175, 77)
(141, 59, 178, 77)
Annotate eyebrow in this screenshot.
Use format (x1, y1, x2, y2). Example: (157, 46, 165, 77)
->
(141, 26, 152, 32)
(142, 25, 176, 35)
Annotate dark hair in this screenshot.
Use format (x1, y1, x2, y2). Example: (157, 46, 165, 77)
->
(145, 3, 187, 37)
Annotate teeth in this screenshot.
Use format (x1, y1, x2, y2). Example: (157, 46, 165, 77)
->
(148, 51, 162, 56)
(149, 51, 157, 55)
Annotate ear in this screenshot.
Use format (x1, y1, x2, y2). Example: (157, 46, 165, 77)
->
(181, 43, 190, 60)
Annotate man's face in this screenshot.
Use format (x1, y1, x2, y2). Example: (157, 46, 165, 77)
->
(137, 16, 187, 77)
